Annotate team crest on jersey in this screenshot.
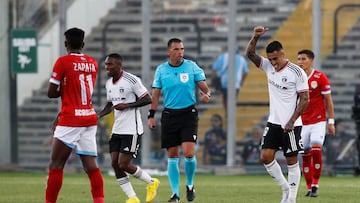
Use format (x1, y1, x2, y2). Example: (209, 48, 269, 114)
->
(119, 88, 124, 93)
(282, 76, 288, 83)
(180, 73, 189, 83)
(311, 81, 318, 89)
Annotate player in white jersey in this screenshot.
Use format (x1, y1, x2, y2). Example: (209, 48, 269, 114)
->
(246, 26, 309, 203)
(97, 53, 159, 203)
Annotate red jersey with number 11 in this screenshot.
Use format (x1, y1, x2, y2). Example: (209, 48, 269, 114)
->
(49, 53, 98, 127)
(301, 69, 331, 125)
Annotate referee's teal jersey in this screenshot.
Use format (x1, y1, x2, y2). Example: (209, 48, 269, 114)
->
(152, 59, 206, 109)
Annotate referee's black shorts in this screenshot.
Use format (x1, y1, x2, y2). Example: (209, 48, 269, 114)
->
(261, 122, 303, 157)
(160, 105, 198, 149)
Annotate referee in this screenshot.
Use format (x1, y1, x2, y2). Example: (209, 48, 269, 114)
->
(148, 38, 211, 202)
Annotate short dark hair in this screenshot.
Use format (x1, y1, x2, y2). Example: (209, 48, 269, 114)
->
(107, 53, 123, 63)
(64, 27, 84, 49)
(266, 40, 283, 53)
(298, 49, 315, 60)
(167, 38, 182, 48)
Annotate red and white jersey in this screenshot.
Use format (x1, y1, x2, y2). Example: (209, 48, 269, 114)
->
(259, 56, 309, 128)
(49, 53, 98, 127)
(106, 71, 149, 135)
(301, 69, 331, 125)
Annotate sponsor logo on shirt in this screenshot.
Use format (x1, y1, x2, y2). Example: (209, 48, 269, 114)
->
(74, 108, 96, 116)
(269, 79, 287, 90)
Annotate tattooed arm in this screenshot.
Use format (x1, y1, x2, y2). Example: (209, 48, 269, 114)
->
(284, 91, 309, 133)
(246, 26, 269, 67)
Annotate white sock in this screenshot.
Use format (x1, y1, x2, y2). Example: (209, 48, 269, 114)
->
(133, 166, 153, 184)
(117, 176, 136, 198)
(287, 162, 301, 202)
(281, 189, 289, 203)
(264, 159, 289, 191)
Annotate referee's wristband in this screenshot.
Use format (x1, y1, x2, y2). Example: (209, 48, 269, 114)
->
(148, 109, 155, 119)
(328, 118, 335, 125)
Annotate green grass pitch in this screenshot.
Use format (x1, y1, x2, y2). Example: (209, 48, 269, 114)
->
(0, 172, 359, 203)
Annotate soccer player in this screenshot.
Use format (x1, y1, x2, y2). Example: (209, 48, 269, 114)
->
(46, 27, 104, 203)
(246, 26, 309, 203)
(97, 53, 160, 203)
(147, 38, 211, 202)
(297, 49, 335, 197)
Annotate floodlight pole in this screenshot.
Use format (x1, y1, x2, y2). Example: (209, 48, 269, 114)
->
(141, 0, 151, 167)
(312, 0, 321, 70)
(226, 0, 237, 167)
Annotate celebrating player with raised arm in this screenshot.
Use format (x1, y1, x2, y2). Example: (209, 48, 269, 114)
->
(246, 26, 309, 203)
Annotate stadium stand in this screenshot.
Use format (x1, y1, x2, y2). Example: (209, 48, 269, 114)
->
(16, 0, 360, 170)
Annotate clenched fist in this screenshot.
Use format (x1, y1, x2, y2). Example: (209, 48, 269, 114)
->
(253, 26, 269, 37)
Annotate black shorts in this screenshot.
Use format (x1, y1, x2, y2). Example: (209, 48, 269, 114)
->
(261, 122, 303, 157)
(161, 105, 198, 149)
(109, 134, 141, 158)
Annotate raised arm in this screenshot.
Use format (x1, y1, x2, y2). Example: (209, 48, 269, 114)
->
(246, 26, 269, 67)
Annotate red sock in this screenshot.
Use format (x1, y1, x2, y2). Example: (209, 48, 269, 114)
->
(87, 168, 104, 203)
(311, 146, 323, 186)
(45, 169, 63, 203)
(301, 152, 312, 190)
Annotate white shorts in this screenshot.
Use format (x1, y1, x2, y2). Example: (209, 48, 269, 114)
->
(54, 125, 98, 156)
(301, 121, 326, 150)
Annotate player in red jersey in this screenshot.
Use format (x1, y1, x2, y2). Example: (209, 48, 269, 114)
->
(297, 49, 335, 197)
(45, 27, 104, 203)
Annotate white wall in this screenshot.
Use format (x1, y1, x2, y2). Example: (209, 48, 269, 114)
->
(17, 0, 119, 106)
